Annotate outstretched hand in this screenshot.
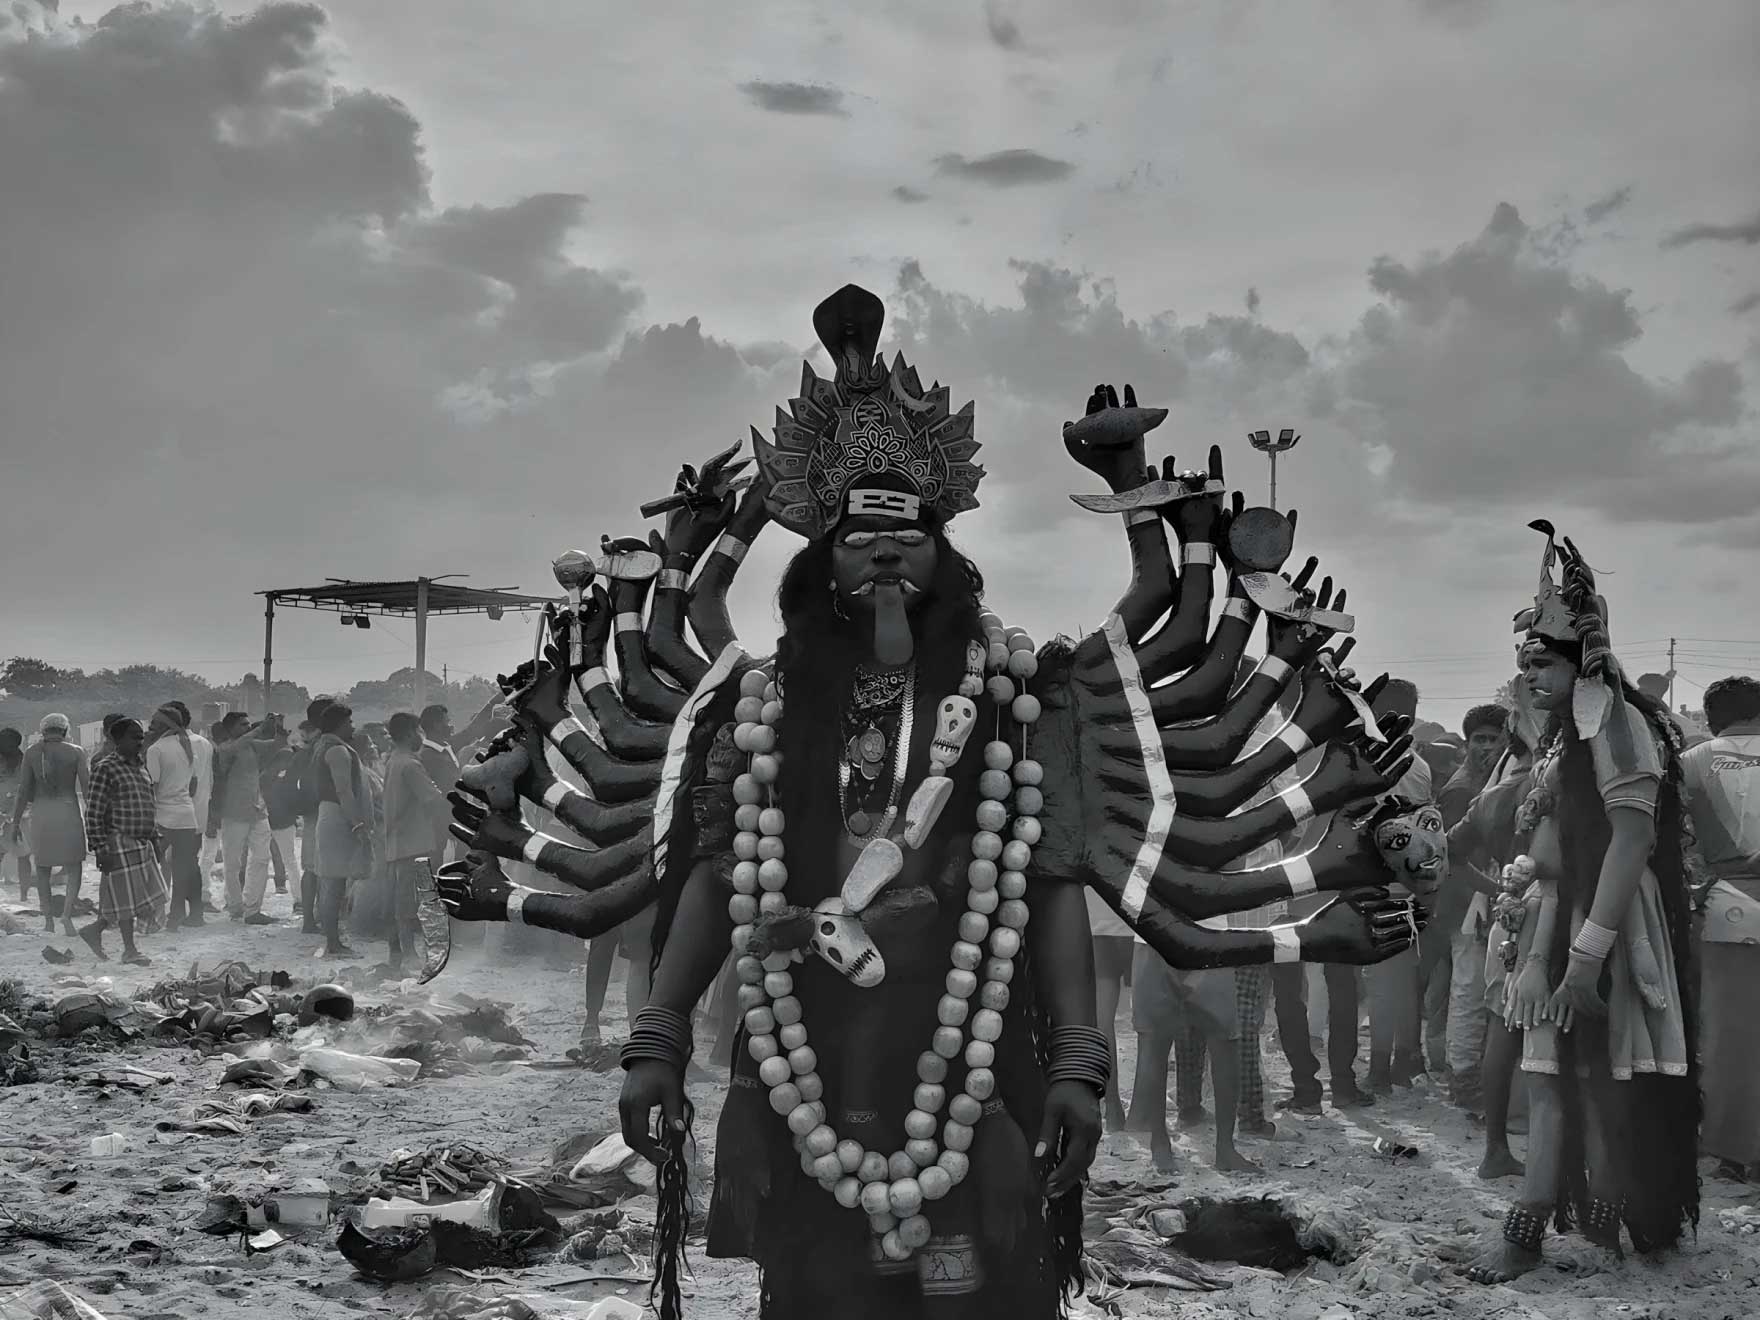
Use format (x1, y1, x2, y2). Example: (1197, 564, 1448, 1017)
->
(1166, 445, 1228, 544)
(434, 851, 515, 923)
(1264, 561, 1348, 664)
(1297, 889, 1427, 965)
(1063, 382, 1153, 492)
(448, 785, 534, 861)
(1293, 644, 1391, 743)
(660, 443, 753, 560)
(1310, 714, 1415, 806)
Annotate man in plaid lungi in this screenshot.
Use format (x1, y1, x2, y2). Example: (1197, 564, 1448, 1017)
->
(78, 718, 166, 965)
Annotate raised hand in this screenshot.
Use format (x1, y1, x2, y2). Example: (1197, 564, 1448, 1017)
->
(1167, 445, 1228, 545)
(1062, 382, 1160, 492)
(448, 786, 533, 861)
(434, 851, 516, 923)
(1297, 889, 1427, 965)
(1306, 714, 1415, 806)
(1264, 562, 1349, 665)
(658, 443, 753, 561)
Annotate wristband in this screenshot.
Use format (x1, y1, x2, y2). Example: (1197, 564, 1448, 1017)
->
(522, 833, 561, 866)
(1570, 919, 1617, 961)
(1124, 508, 1159, 528)
(1181, 543, 1217, 568)
(578, 666, 611, 692)
(1271, 927, 1301, 964)
(620, 1005, 694, 1073)
(614, 612, 643, 634)
(1284, 854, 1317, 897)
(541, 781, 573, 813)
(1222, 596, 1254, 623)
(1256, 655, 1295, 687)
(505, 886, 533, 925)
(548, 716, 588, 746)
(1277, 784, 1317, 827)
(657, 569, 690, 591)
(1276, 723, 1313, 757)
(712, 532, 750, 564)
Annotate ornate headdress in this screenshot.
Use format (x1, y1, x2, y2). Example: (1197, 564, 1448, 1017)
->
(753, 284, 983, 540)
(1513, 519, 1618, 736)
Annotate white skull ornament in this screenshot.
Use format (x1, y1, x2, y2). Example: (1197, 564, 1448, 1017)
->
(809, 897, 885, 988)
(931, 696, 978, 767)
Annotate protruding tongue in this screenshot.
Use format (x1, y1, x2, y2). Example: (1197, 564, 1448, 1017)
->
(872, 583, 914, 667)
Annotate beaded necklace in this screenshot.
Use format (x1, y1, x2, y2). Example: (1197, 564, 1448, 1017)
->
(724, 611, 1045, 1263)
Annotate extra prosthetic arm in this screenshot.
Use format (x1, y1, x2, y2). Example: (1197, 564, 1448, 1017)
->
(688, 470, 771, 658)
(435, 849, 656, 942)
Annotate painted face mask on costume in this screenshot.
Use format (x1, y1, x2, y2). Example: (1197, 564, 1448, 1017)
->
(1372, 804, 1448, 896)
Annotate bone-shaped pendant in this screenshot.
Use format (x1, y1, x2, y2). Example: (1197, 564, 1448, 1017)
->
(1239, 572, 1356, 633)
(901, 776, 953, 851)
(930, 696, 978, 768)
(1069, 476, 1226, 514)
(843, 837, 905, 913)
(809, 898, 885, 987)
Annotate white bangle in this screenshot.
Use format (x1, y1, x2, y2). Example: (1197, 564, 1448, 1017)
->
(1256, 655, 1295, 687)
(1284, 854, 1317, 897)
(578, 666, 611, 692)
(505, 887, 532, 925)
(614, 612, 643, 634)
(541, 781, 572, 812)
(1278, 784, 1316, 826)
(547, 716, 588, 746)
(521, 834, 557, 866)
(1571, 919, 1617, 961)
(1271, 927, 1301, 964)
(1182, 543, 1217, 568)
(1222, 597, 1254, 623)
(1124, 509, 1159, 528)
(713, 533, 750, 564)
(657, 569, 690, 591)
(1276, 723, 1313, 757)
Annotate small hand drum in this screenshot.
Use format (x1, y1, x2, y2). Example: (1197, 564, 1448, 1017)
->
(1226, 507, 1294, 573)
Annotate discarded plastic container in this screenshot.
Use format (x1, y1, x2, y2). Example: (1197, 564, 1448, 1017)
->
(359, 1182, 500, 1232)
(89, 1133, 127, 1157)
(268, 1177, 332, 1226)
(581, 1300, 646, 1320)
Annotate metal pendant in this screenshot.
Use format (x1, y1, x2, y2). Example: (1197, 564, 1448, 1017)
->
(847, 810, 872, 837)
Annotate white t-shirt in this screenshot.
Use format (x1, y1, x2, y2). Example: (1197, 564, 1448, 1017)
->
(145, 736, 199, 830)
(189, 731, 214, 821)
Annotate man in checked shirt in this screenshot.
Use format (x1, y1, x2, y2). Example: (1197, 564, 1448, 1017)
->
(77, 717, 167, 965)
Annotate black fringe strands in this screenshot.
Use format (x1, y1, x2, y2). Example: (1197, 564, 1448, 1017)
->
(650, 1097, 696, 1320)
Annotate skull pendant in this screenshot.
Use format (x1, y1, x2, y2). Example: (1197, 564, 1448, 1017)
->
(931, 696, 978, 767)
(809, 897, 885, 988)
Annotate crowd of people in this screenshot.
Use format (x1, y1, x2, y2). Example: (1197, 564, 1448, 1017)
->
(0, 696, 504, 971)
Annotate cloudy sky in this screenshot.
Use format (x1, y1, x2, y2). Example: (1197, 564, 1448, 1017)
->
(5, 0, 1758, 727)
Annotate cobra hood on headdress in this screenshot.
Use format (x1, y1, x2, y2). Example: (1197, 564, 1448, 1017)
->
(753, 284, 984, 540)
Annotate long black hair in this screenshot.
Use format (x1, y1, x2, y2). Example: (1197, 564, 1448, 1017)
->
(1539, 660, 1700, 1248)
(771, 523, 986, 905)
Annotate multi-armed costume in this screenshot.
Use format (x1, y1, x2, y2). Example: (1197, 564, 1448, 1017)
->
(439, 285, 1426, 1318)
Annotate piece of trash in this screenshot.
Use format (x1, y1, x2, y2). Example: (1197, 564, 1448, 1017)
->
(42, 946, 73, 965)
(337, 1219, 438, 1282)
(269, 1178, 331, 1227)
(54, 1181, 77, 1195)
(1370, 1138, 1419, 1161)
(89, 1133, 127, 1157)
(246, 1228, 286, 1253)
(297, 1047, 420, 1091)
(581, 1300, 646, 1319)
(298, 983, 355, 1025)
(1147, 1208, 1187, 1238)
(361, 1184, 502, 1232)
(0, 1281, 113, 1319)
(219, 1056, 300, 1088)
(568, 1133, 657, 1192)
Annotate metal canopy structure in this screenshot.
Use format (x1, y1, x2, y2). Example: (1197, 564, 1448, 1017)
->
(259, 577, 551, 712)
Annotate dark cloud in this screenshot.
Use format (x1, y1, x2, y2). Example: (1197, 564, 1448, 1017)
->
(983, 0, 1022, 49)
(933, 149, 1074, 187)
(1660, 205, 1760, 249)
(1245, 287, 1262, 315)
(738, 80, 848, 117)
(1583, 184, 1633, 225)
(891, 185, 930, 204)
(1731, 290, 1760, 316)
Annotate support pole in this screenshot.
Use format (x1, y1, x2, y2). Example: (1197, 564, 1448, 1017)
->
(414, 578, 430, 713)
(1269, 451, 1279, 513)
(1667, 638, 1676, 712)
(263, 597, 276, 720)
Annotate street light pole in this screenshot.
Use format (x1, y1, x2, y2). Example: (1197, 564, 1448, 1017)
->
(1248, 428, 1301, 511)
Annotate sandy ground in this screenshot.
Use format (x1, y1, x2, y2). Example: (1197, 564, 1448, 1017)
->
(2, 874, 1757, 1320)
